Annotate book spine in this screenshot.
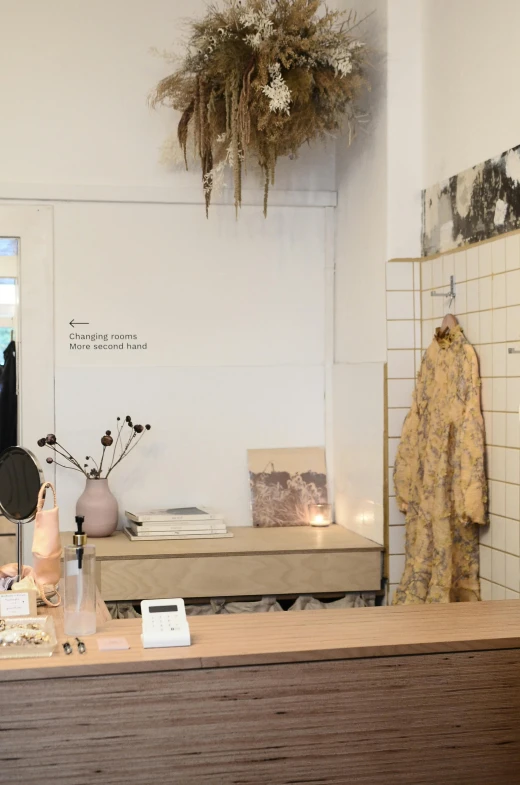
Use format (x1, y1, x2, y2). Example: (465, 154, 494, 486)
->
(127, 513, 223, 523)
(123, 528, 231, 541)
(129, 526, 226, 536)
(128, 522, 226, 531)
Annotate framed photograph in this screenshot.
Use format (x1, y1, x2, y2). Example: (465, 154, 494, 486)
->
(248, 447, 328, 527)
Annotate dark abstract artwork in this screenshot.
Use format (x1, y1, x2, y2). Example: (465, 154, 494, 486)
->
(422, 143, 520, 256)
(248, 447, 328, 527)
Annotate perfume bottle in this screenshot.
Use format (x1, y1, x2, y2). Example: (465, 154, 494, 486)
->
(63, 516, 96, 636)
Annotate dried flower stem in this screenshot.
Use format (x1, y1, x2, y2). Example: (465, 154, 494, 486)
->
(48, 444, 88, 477)
(98, 446, 107, 477)
(120, 431, 146, 462)
(37, 417, 151, 481)
(108, 420, 125, 473)
(52, 461, 83, 473)
(106, 431, 138, 478)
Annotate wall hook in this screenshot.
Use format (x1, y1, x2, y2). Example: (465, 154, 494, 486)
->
(508, 348, 520, 354)
(431, 275, 456, 301)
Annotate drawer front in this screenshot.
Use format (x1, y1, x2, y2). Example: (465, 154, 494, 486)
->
(100, 552, 381, 601)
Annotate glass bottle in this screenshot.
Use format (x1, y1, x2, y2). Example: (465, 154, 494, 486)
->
(63, 516, 96, 636)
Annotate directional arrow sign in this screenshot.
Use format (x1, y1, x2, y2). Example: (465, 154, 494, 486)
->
(69, 319, 90, 328)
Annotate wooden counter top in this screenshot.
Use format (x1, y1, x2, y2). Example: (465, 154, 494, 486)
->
(61, 525, 383, 560)
(3, 600, 520, 682)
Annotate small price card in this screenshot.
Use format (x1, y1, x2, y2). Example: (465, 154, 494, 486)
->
(0, 592, 30, 617)
(97, 637, 130, 651)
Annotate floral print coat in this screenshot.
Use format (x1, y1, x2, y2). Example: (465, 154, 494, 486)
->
(393, 326, 487, 604)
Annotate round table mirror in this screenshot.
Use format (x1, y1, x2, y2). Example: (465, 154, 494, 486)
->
(0, 447, 44, 579)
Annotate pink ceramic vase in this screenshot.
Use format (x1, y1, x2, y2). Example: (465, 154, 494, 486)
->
(76, 478, 118, 538)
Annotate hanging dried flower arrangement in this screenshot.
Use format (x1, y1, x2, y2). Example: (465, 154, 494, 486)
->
(150, 0, 369, 216)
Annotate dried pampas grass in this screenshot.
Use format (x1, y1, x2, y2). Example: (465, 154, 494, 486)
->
(150, 0, 369, 216)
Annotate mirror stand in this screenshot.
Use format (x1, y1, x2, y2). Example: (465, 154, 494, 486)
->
(16, 523, 24, 582)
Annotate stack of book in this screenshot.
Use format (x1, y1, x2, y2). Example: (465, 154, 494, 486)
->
(123, 507, 232, 541)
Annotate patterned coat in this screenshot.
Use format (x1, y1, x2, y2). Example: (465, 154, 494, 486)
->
(393, 326, 487, 604)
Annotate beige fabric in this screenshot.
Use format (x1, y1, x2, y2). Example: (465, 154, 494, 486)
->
(109, 595, 375, 617)
(289, 594, 375, 611)
(108, 603, 141, 620)
(186, 597, 282, 615)
(393, 326, 487, 605)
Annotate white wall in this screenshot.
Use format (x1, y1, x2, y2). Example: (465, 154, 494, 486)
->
(423, 0, 520, 188)
(333, 363, 385, 544)
(0, 0, 333, 529)
(0, 0, 336, 194)
(335, 0, 388, 367)
(387, 0, 422, 260)
(53, 202, 327, 527)
(335, 0, 422, 367)
(333, 0, 422, 545)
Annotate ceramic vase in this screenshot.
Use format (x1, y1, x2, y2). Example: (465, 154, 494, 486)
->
(76, 478, 118, 538)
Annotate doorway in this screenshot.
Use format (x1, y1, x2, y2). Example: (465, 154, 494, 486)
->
(0, 205, 55, 560)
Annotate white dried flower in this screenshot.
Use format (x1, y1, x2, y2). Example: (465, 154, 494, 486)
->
(240, 9, 273, 47)
(203, 143, 244, 195)
(321, 40, 365, 78)
(262, 63, 291, 115)
(245, 32, 263, 50)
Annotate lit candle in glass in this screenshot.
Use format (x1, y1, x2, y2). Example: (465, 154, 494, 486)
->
(308, 503, 332, 527)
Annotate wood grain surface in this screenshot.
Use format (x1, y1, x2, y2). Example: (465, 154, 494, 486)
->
(61, 525, 383, 559)
(2, 648, 520, 784)
(4, 600, 520, 682)
(98, 550, 382, 601)
(63, 527, 383, 601)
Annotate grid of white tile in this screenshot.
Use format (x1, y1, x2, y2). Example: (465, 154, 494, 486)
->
(386, 260, 421, 602)
(386, 234, 520, 603)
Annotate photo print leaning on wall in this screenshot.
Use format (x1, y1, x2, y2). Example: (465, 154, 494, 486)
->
(248, 447, 328, 527)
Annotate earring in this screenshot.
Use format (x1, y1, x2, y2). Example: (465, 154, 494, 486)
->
(76, 637, 86, 654)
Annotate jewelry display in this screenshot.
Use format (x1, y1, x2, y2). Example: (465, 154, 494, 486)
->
(0, 621, 50, 646)
(0, 616, 57, 659)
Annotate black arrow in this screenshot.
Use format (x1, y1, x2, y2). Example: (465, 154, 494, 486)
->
(69, 319, 90, 328)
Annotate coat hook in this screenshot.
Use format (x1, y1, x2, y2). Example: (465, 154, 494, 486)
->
(508, 348, 520, 354)
(431, 275, 456, 300)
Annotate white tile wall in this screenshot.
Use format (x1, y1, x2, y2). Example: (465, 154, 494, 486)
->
(387, 379, 415, 408)
(390, 233, 520, 601)
(386, 291, 414, 320)
(386, 260, 421, 599)
(387, 350, 415, 379)
(388, 321, 415, 350)
(386, 262, 414, 291)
